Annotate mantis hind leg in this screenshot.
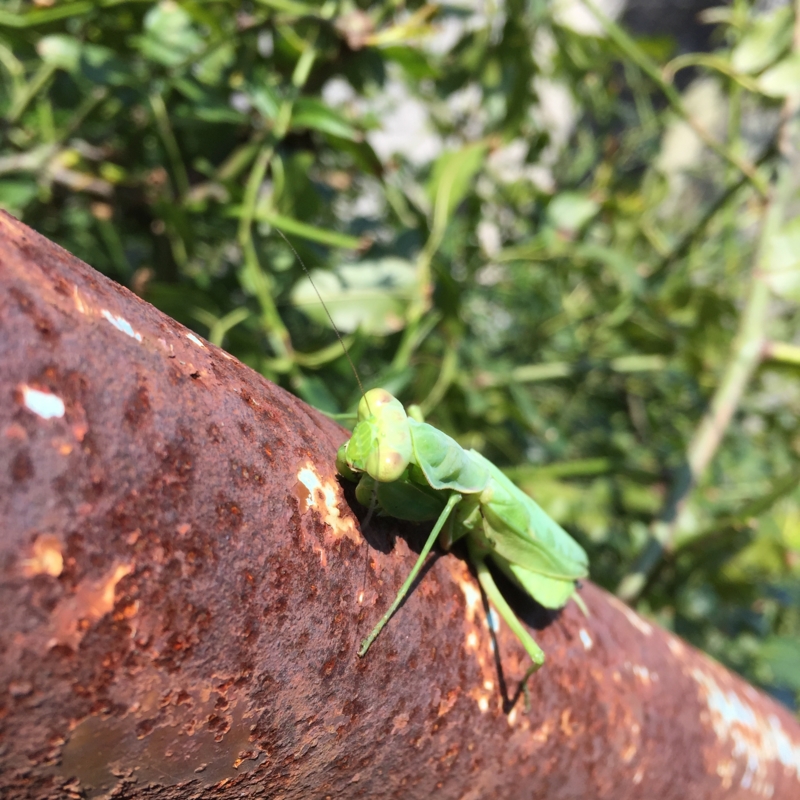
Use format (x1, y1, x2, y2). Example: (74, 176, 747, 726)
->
(358, 493, 462, 658)
(469, 546, 546, 676)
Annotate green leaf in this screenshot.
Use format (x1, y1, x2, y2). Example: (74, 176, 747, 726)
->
(759, 636, 800, 690)
(134, 1, 205, 68)
(292, 373, 340, 413)
(189, 105, 249, 124)
(292, 98, 362, 141)
(0, 179, 38, 213)
(547, 191, 600, 233)
(382, 45, 439, 80)
(762, 217, 800, 300)
(194, 41, 236, 86)
(253, 0, 321, 15)
(730, 6, 793, 74)
(756, 54, 800, 98)
(248, 83, 282, 120)
(36, 35, 82, 73)
(0, 2, 93, 27)
(290, 257, 417, 335)
(254, 210, 363, 249)
(80, 44, 132, 86)
(427, 141, 488, 222)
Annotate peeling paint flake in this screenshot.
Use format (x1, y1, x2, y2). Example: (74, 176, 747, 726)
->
(101, 309, 143, 341)
(691, 665, 800, 795)
(531, 718, 554, 744)
(470, 689, 490, 713)
(186, 332, 206, 348)
(458, 578, 482, 624)
(73, 285, 89, 314)
(627, 663, 655, 685)
(48, 563, 133, 649)
(21, 534, 64, 577)
(296, 464, 358, 545)
(19, 384, 65, 419)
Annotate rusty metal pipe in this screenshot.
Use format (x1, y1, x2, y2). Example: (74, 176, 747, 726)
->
(1, 210, 799, 799)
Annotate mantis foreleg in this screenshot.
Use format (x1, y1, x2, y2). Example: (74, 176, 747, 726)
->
(469, 545, 546, 674)
(358, 493, 462, 657)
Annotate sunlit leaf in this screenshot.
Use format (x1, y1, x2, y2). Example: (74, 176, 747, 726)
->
(547, 192, 600, 233)
(762, 217, 800, 300)
(427, 142, 488, 222)
(133, 1, 205, 68)
(759, 637, 800, 690)
(756, 54, 800, 98)
(292, 98, 362, 141)
(290, 258, 417, 335)
(36, 35, 82, 73)
(730, 5, 793, 74)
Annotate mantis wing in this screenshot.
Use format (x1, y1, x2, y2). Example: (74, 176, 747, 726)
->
(408, 418, 491, 493)
(469, 451, 589, 582)
(497, 558, 580, 609)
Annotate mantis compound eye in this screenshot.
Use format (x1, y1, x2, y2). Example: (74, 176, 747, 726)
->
(366, 444, 409, 483)
(354, 388, 412, 482)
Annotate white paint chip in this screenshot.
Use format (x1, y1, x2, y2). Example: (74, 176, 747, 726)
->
(459, 579, 482, 624)
(579, 628, 593, 651)
(691, 665, 800, 793)
(20, 385, 65, 419)
(186, 332, 206, 348)
(101, 309, 142, 341)
(296, 464, 358, 546)
(73, 286, 88, 314)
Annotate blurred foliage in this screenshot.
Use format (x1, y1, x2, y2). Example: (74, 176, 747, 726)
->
(1, 0, 799, 711)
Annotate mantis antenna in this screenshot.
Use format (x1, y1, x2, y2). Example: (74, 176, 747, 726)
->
(273, 228, 367, 402)
(274, 227, 380, 579)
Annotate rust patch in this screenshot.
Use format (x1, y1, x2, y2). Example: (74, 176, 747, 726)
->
(49, 563, 133, 648)
(60, 692, 264, 798)
(2, 210, 799, 800)
(296, 462, 359, 545)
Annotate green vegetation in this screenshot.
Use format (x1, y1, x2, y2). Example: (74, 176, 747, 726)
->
(2, 0, 799, 711)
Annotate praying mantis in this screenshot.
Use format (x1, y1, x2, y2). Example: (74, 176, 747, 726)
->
(337, 387, 589, 673)
(282, 230, 589, 676)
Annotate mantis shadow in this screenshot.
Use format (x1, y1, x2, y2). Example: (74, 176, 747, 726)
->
(468, 554, 561, 714)
(339, 478, 394, 555)
(342, 477, 445, 649)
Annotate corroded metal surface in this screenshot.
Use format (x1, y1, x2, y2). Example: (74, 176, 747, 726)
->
(1, 209, 799, 800)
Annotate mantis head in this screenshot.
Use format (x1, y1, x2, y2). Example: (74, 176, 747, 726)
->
(337, 388, 412, 483)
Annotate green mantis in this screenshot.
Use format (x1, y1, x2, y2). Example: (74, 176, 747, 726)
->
(337, 387, 589, 673)
(280, 227, 588, 675)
